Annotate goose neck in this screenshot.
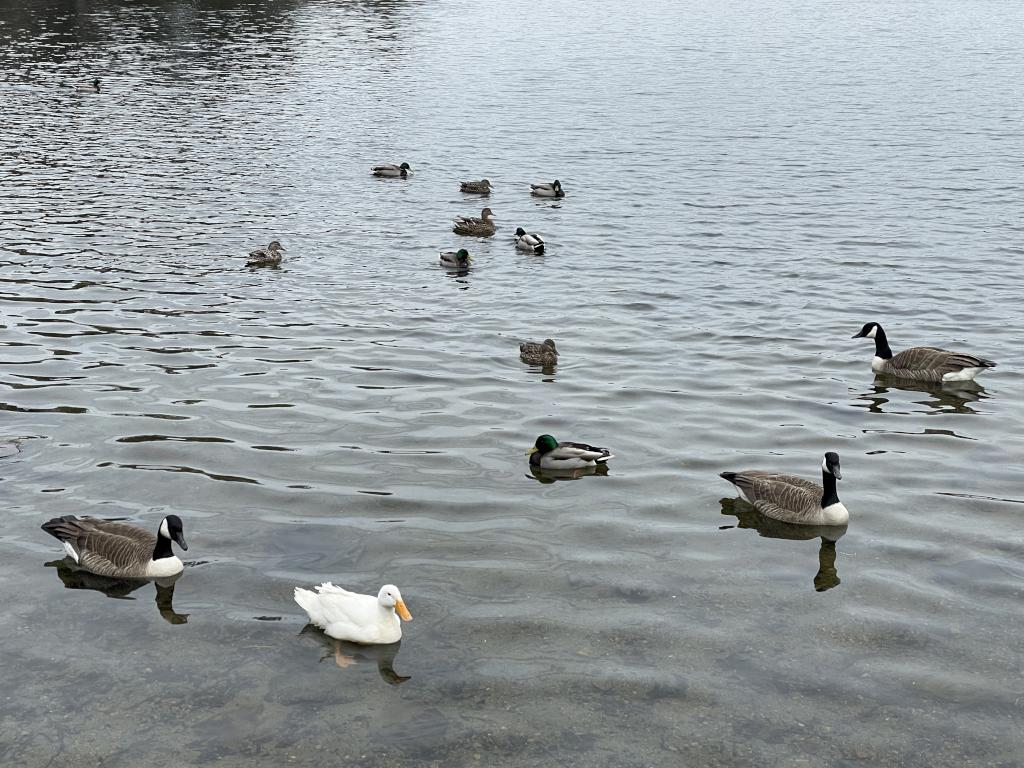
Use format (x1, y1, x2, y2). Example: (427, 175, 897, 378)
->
(820, 470, 840, 508)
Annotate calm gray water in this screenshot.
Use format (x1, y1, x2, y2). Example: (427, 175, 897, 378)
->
(2, 1, 1023, 765)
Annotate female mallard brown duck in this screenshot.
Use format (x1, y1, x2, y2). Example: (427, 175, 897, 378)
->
(453, 207, 496, 237)
(247, 240, 285, 267)
(527, 434, 613, 470)
(460, 179, 492, 194)
(520, 338, 557, 366)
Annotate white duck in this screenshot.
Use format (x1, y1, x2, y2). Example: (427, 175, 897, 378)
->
(294, 583, 412, 644)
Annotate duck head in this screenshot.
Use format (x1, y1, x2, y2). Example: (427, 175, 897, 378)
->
(542, 339, 557, 351)
(527, 434, 558, 456)
(455, 248, 471, 265)
(92, 78, 101, 91)
(378, 585, 412, 621)
(268, 240, 285, 252)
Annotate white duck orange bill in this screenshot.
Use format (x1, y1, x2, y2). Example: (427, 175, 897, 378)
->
(396, 600, 413, 621)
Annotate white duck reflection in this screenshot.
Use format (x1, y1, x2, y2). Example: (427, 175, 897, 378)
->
(45, 558, 189, 624)
(852, 376, 987, 416)
(299, 624, 410, 685)
(718, 498, 847, 592)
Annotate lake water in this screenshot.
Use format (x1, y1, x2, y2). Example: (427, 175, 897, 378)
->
(2, 1, 1023, 765)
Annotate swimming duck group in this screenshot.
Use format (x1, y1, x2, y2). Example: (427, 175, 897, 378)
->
(39, 162, 998, 649)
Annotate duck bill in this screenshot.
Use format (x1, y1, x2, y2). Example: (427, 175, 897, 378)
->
(395, 600, 413, 621)
(526, 447, 538, 456)
(173, 532, 188, 551)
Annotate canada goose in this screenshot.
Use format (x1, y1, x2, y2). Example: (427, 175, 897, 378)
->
(514, 227, 544, 253)
(520, 338, 558, 366)
(453, 207, 496, 237)
(371, 162, 411, 178)
(439, 248, 472, 268)
(530, 180, 565, 198)
(852, 322, 996, 382)
(527, 434, 614, 470)
(460, 179, 492, 194)
(294, 583, 412, 644)
(247, 240, 285, 267)
(41, 515, 188, 579)
(719, 452, 848, 526)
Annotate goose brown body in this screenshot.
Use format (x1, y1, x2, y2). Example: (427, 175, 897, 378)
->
(41, 515, 187, 578)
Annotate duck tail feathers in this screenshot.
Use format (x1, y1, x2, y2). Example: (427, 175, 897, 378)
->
(294, 587, 324, 624)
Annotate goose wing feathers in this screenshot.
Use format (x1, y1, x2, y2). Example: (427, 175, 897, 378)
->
(725, 472, 824, 524)
(41, 516, 155, 577)
(887, 346, 996, 380)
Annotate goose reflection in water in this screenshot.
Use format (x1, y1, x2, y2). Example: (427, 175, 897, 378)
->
(45, 559, 189, 624)
(299, 624, 410, 685)
(853, 376, 987, 416)
(527, 462, 609, 484)
(718, 498, 847, 592)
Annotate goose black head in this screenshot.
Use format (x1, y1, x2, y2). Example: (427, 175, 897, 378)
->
(822, 452, 842, 480)
(159, 515, 188, 550)
(852, 322, 881, 339)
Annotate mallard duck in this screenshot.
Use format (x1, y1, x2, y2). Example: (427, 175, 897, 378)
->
(527, 434, 614, 470)
(514, 227, 544, 253)
(453, 207, 496, 237)
(440, 248, 472, 268)
(294, 583, 412, 644)
(41, 515, 188, 579)
(371, 162, 411, 178)
(460, 179, 492, 194)
(530, 180, 564, 198)
(852, 322, 996, 382)
(720, 452, 849, 526)
(520, 338, 558, 366)
(247, 240, 285, 267)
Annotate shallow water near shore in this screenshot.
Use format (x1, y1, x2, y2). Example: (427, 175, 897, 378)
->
(2, 1, 1024, 766)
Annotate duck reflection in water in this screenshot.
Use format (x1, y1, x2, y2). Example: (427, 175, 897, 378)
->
(45, 559, 189, 624)
(299, 624, 410, 685)
(853, 376, 987, 416)
(527, 462, 610, 484)
(718, 498, 847, 592)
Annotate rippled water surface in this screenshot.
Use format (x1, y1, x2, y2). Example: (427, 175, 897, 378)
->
(2, 1, 1024, 765)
